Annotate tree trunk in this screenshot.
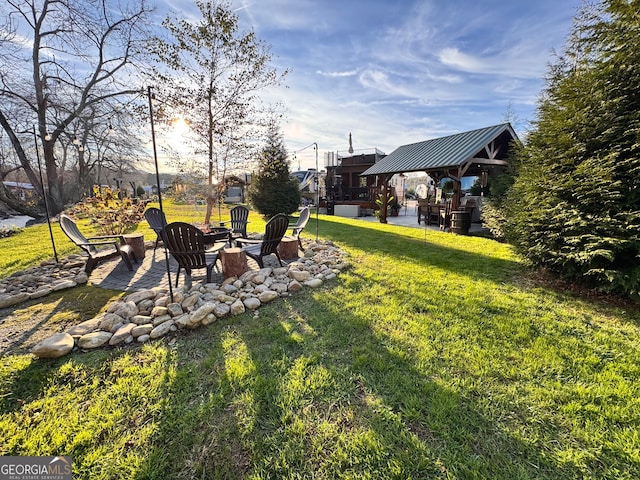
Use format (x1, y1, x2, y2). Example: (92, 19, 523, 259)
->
(43, 141, 65, 215)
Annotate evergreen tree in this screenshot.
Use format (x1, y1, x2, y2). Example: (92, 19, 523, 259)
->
(248, 126, 301, 216)
(506, 1, 640, 296)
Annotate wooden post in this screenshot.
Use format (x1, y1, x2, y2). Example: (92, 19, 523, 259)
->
(277, 236, 299, 260)
(220, 247, 248, 279)
(123, 234, 145, 259)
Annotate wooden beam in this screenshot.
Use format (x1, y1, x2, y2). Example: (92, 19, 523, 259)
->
(468, 158, 508, 166)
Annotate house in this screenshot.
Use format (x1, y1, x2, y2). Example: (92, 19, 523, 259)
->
(324, 148, 387, 215)
(3, 181, 35, 201)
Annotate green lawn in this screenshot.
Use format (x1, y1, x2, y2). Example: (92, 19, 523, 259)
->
(1, 204, 639, 479)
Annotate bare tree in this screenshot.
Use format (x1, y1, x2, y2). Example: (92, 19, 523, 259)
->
(0, 0, 153, 215)
(150, 0, 286, 223)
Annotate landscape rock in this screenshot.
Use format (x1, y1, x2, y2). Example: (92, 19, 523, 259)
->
(304, 278, 324, 288)
(113, 301, 138, 319)
(109, 323, 136, 346)
(77, 331, 113, 349)
(131, 324, 153, 337)
(150, 320, 174, 339)
(32, 333, 75, 358)
(289, 270, 311, 282)
(213, 303, 231, 318)
(258, 290, 279, 303)
(125, 289, 157, 304)
(67, 317, 102, 336)
(243, 297, 261, 310)
(190, 302, 217, 324)
(0, 293, 30, 308)
(230, 299, 245, 315)
(16, 238, 348, 359)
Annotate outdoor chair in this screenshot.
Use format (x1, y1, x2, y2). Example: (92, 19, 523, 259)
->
(426, 202, 440, 226)
(236, 214, 289, 268)
(460, 198, 476, 218)
(229, 205, 249, 243)
(289, 206, 310, 251)
(144, 207, 168, 252)
(416, 199, 428, 224)
(59, 214, 136, 275)
(162, 222, 221, 287)
(439, 201, 452, 231)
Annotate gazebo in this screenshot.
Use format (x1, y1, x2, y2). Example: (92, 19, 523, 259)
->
(361, 123, 520, 222)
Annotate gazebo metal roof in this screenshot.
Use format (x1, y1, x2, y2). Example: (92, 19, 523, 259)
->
(361, 123, 519, 177)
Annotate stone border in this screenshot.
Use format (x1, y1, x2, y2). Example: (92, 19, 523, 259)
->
(0, 255, 89, 309)
(31, 240, 349, 358)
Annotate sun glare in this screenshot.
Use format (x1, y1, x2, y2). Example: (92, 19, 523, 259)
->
(173, 116, 190, 135)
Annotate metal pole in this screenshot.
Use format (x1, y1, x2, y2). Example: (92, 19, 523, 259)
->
(33, 125, 58, 262)
(147, 86, 174, 301)
(314, 142, 319, 241)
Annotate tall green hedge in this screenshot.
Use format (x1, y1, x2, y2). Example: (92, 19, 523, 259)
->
(505, 1, 640, 297)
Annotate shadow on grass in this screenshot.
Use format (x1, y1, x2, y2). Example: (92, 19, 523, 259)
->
(1, 218, 632, 478)
(0, 286, 122, 356)
(313, 216, 521, 283)
(130, 292, 592, 479)
(0, 286, 123, 415)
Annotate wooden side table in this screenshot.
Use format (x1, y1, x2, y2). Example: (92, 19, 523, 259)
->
(277, 236, 299, 260)
(123, 234, 145, 259)
(220, 247, 248, 279)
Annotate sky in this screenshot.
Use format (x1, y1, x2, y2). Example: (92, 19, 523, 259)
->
(158, 0, 582, 171)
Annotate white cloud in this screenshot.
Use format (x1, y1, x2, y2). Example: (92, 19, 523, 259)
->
(316, 69, 359, 78)
(438, 48, 485, 73)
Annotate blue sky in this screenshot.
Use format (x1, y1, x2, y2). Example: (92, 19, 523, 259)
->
(165, 0, 582, 170)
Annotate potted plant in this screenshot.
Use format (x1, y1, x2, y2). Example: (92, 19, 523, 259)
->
(375, 194, 401, 221)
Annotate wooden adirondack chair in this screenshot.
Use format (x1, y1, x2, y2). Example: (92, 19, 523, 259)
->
(236, 214, 289, 268)
(59, 214, 136, 275)
(162, 222, 220, 287)
(144, 207, 168, 251)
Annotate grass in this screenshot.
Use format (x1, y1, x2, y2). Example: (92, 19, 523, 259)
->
(1, 203, 640, 479)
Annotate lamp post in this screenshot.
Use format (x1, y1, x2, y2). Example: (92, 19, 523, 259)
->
(147, 86, 173, 301)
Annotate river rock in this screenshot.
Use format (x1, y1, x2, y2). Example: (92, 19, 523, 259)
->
(213, 303, 231, 318)
(243, 297, 261, 310)
(258, 290, 279, 303)
(67, 317, 102, 336)
(132, 324, 153, 337)
(109, 323, 135, 346)
(32, 333, 75, 358)
(0, 293, 29, 308)
(125, 289, 157, 304)
(304, 278, 324, 288)
(230, 299, 245, 315)
(288, 270, 311, 282)
(77, 331, 113, 349)
(113, 301, 138, 319)
(150, 320, 174, 339)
